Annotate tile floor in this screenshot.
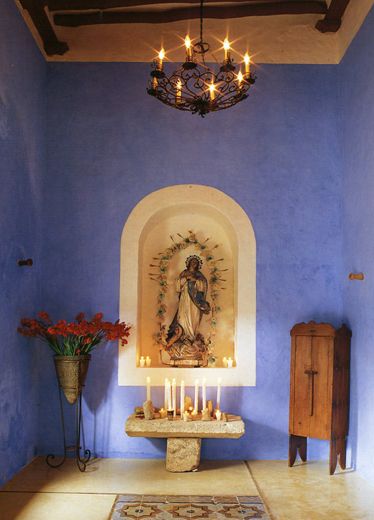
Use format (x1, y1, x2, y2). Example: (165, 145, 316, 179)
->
(1, 458, 374, 519)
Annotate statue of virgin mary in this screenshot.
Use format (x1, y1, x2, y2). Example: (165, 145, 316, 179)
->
(165, 255, 210, 366)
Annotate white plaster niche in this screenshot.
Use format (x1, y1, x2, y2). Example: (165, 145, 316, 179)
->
(119, 185, 256, 386)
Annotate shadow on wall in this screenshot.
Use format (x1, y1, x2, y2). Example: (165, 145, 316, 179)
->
(84, 342, 117, 456)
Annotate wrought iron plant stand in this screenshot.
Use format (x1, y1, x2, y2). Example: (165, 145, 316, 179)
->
(46, 355, 91, 472)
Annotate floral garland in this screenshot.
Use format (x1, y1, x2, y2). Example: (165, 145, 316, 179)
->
(149, 230, 227, 363)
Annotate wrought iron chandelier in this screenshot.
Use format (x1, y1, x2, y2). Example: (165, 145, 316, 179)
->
(147, 0, 256, 117)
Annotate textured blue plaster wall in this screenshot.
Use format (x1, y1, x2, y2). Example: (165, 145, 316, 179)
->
(340, 7, 374, 484)
(0, 1, 46, 485)
(38, 62, 344, 461)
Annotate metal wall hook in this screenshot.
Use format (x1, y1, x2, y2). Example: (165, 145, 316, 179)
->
(18, 258, 33, 267)
(348, 272, 364, 280)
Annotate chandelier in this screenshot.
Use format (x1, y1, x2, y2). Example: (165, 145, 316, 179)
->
(147, 0, 256, 117)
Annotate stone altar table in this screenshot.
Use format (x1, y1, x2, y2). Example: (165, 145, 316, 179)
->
(125, 415, 245, 472)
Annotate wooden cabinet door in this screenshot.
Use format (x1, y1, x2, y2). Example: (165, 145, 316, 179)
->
(290, 335, 312, 436)
(309, 336, 333, 440)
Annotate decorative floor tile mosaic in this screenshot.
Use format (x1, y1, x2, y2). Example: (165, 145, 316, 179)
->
(110, 495, 270, 519)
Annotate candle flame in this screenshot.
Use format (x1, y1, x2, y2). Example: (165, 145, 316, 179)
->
(237, 70, 243, 84)
(244, 53, 250, 65)
(158, 48, 165, 60)
(209, 83, 216, 93)
(223, 38, 230, 51)
(184, 35, 191, 49)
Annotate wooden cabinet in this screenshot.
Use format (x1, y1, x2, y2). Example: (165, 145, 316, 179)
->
(288, 321, 351, 474)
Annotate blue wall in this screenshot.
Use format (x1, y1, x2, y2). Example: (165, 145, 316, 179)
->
(0, 1, 46, 485)
(3, 0, 373, 485)
(38, 61, 344, 462)
(340, 8, 374, 483)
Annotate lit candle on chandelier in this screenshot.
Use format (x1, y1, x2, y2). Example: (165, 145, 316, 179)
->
(157, 48, 165, 71)
(184, 35, 192, 61)
(223, 38, 231, 62)
(209, 81, 216, 102)
(176, 79, 182, 104)
(244, 53, 251, 75)
(237, 70, 244, 90)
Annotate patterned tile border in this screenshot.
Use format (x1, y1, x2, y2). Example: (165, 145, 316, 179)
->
(111, 495, 270, 519)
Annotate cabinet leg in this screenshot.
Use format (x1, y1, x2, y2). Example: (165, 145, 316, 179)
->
(289, 435, 307, 467)
(337, 438, 347, 470)
(329, 440, 338, 475)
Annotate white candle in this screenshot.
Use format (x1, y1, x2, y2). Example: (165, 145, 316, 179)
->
(194, 379, 199, 412)
(216, 410, 222, 421)
(172, 378, 177, 416)
(217, 378, 222, 410)
(202, 378, 207, 411)
(139, 356, 145, 368)
(145, 356, 151, 367)
(180, 380, 185, 414)
(146, 376, 151, 401)
(167, 380, 172, 410)
(227, 357, 233, 368)
(164, 378, 169, 409)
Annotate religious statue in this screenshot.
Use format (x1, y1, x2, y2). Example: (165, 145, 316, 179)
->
(165, 255, 210, 366)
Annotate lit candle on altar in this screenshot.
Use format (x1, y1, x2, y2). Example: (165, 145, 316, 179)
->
(167, 379, 172, 410)
(164, 378, 169, 409)
(244, 53, 251, 75)
(157, 48, 165, 71)
(227, 357, 233, 368)
(145, 356, 151, 367)
(185, 35, 192, 61)
(209, 82, 216, 102)
(223, 38, 230, 61)
(180, 380, 185, 414)
(172, 378, 177, 416)
(176, 79, 182, 104)
(202, 378, 207, 411)
(139, 356, 145, 368)
(146, 376, 151, 401)
(194, 379, 199, 412)
(217, 378, 222, 410)
(223, 357, 228, 368)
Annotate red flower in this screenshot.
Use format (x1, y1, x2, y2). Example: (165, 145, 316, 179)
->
(37, 311, 51, 324)
(75, 312, 85, 323)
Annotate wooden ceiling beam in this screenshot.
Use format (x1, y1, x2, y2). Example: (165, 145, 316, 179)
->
(19, 0, 69, 55)
(315, 0, 351, 32)
(54, 1, 327, 26)
(47, 0, 305, 10)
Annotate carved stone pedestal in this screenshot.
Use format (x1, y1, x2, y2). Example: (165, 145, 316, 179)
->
(166, 438, 201, 472)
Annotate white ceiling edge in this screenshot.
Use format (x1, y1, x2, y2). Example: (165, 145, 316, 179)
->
(15, 1, 373, 64)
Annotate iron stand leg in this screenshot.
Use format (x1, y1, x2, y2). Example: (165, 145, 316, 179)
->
(46, 387, 91, 472)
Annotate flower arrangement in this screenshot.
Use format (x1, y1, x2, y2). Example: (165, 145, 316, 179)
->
(149, 230, 227, 364)
(18, 311, 131, 356)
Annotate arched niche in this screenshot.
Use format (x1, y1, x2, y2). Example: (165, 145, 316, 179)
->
(119, 185, 256, 386)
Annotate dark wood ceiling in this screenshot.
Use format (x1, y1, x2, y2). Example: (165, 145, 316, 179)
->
(19, 0, 352, 57)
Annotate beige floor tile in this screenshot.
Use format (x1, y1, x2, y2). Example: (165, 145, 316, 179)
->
(2, 457, 257, 496)
(0, 492, 115, 520)
(248, 460, 374, 520)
